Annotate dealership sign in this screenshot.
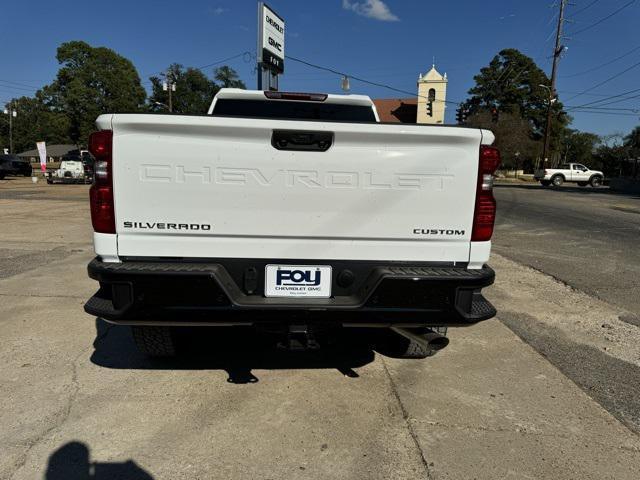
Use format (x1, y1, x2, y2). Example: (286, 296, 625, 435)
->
(258, 3, 285, 74)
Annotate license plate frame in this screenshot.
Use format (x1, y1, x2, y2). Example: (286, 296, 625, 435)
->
(264, 264, 332, 298)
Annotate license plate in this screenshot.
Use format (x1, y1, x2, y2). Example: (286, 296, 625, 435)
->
(264, 265, 332, 298)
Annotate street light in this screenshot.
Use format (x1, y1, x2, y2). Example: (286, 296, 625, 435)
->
(153, 101, 169, 110)
(3, 103, 17, 154)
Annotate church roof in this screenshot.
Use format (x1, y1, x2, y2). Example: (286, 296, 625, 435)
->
(419, 65, 447, 82)
(372, 98, 417, 123)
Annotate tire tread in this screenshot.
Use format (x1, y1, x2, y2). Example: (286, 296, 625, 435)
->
(131, 326, 176, 357)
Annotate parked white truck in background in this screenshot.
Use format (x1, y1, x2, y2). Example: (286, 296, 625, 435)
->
(46, 160, 89, 184)
(535, 163, 604, 187)
(84, 88, 500, 359)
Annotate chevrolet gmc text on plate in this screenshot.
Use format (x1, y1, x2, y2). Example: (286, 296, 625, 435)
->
(84, 89, 500, 358)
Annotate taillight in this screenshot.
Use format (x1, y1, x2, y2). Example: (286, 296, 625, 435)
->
(88, 130, 115, 234)
(472, 145, 501, 242)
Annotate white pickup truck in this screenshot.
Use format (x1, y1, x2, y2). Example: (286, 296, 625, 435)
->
(534, 163, 604, 187)
(84, 89, 500, 358)
(46, 160, 89, 184)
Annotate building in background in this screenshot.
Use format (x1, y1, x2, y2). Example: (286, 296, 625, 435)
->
(373, 63, 448, 125)
(417, 64, 447, 124)
(16, 144, 77, 163)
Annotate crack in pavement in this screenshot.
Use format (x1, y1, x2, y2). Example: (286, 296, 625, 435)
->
(8, 346, 88, 479)
(412, 420, 640, 447)
(0, 293, 88, 299)
(381, 358, 434, 480)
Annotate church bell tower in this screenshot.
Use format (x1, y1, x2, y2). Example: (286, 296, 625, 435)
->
(417, 64, 448, 124)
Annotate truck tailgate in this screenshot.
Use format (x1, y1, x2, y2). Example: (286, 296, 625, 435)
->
(102, 114, 486, 262)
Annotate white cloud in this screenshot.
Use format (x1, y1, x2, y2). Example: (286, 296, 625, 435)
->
(210, 7, 227, 15)
(342, 0, 399, 22)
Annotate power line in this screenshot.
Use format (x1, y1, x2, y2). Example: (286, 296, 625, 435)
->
(285, 54, 461, 105)
(564, 59, 640, 102)
(561, 43, 640, 77)
(589, 92, 640, 107)
(0, 82, 37, 93)
(566, 86, 640, 109)
(568, 0, 636, 36)
(0, 79, 40, 90)
(567, 0, 601, 18)
(141, 52, 250, 84)
(565, 105, 639, 111)
(568, 109, 639, 116)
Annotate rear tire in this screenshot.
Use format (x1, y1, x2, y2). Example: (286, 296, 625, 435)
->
(551, 175, 564, 187)
(131, 326, 176, 357)
(540, 180, 551, 186)
(577, 181, 588, 187)
(590, 176, 603, 187)
(376, 327, 448, 359)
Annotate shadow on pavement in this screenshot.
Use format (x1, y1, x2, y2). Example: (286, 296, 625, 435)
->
(45, 441, 153, 480)
(495, 183, 640, 200)
(90, 319, 375, 383)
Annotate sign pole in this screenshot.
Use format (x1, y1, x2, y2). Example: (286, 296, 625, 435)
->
(257, 2, 263, 90)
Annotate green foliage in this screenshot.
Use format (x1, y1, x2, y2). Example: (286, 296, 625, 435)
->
(625, 126, 640, 158)
(1, 96, 71, 153)
(465, 48, 568, 135)
(46, 41, 146, 144)
(148, 64, 218, 114)
(588, 127, 640, 177)
(1, 40, 246, 153)
(465, 110, 542, 171)
(148, 65, 245, 114)
(462, 48, 571, 167)
(558, 129, 600, 165)
(214, 66, 246, 89)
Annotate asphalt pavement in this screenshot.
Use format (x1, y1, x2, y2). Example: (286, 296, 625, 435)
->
(493, 183, 640, 314)
(1, 177, 639, 479)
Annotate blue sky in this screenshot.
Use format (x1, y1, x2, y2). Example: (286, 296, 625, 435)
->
(1, 0, 638, 136)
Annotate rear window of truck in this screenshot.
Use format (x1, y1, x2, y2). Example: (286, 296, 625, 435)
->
(212, 99, 377, 122)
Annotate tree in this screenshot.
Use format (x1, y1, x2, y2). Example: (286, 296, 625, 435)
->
(625, 126, 640, 158)
(148, 64, 218, 114)
(462, 48, 572, 166)
(148, 65, 245, 114)
(214, 66, 246, 89)
(559, 129, 600, 165)
(1, 95, 71, 153)
(465, 110, 542, 171)
(46, 41, 146, 145)
(592, 133, 629, 177)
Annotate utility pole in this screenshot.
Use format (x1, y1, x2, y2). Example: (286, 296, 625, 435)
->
(542, 0, 567, 168)
(162, 72, 176, 113)
(3, 101, 17, 154)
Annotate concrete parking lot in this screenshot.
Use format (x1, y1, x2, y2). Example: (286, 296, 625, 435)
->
(1, 177, 639, 479)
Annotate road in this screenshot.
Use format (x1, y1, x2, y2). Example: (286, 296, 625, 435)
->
(494, 183, 640, 314)
(1, 177, 639, 479)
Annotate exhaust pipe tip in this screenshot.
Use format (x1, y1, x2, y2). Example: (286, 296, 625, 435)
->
(423, 331, 450, 351)
(390, 327, 450, 353)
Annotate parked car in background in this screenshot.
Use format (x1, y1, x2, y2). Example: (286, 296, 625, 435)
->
(0, 156, 14, 179)
(534, 163, 604, 187)
(46, 160, 90, 184)
(0, 154, 32, 177)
